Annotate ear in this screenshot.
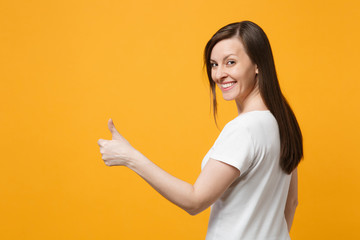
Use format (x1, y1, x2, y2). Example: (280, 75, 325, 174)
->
(255, 65, 259, 74)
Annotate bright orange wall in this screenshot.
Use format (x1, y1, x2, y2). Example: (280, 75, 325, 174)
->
(1, 0, 359, 239)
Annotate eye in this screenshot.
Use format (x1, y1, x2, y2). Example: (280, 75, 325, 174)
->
(210, 62, 218, 68)
(227, 60, 236, 65)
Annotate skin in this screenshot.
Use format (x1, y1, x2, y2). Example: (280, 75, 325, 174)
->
(98, 120, 240, 215)
(209, 37, 267, 114)
(98, 37, 298, 230)
(284, 168, 298, 231)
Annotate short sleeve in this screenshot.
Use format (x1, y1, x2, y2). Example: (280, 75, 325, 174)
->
(209, 120, 254, 175)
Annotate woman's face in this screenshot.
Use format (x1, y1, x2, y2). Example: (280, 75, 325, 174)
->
(210, 37, 258, 103)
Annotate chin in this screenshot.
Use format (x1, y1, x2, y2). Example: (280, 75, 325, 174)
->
(221, 92, 239, 101)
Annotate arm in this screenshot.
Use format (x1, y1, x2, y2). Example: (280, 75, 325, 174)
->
(130, 154, 239, 215)
(284, 168, 298, 231)
(98, 119, 240, 215)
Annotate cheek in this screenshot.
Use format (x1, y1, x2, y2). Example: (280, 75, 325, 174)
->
(236, 66, 255, 83)
(210, 70, 216, 81)
(230, 68, 245, 81)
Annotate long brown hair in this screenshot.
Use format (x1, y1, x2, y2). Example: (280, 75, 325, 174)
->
(204, 21, 303, 174)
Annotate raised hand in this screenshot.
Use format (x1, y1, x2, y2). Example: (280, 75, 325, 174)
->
(98, 119, 137, 166)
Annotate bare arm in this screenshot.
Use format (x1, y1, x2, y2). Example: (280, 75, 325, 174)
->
(129, 154, 239, 215)
(284, 168, 298, 231)
(98, 119, 240, 215)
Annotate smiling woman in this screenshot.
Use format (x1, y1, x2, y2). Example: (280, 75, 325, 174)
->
(204, 21, 303, 174)
(98, 21, 303, 240)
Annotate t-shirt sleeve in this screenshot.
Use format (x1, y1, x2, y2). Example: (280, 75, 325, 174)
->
(209, 121, 254, 175)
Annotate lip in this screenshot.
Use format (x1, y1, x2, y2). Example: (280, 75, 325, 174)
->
(219, 82, 237, 91)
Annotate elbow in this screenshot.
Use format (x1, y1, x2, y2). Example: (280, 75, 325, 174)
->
(186, 207, 203, 216)
(184, 200, 206, 216)
(293, 198, 299, 208)
(183, 189, 210, 216)
(289, 198, 299, 212)
(285, 197, 298, 215)
(186, 210, 198, 216)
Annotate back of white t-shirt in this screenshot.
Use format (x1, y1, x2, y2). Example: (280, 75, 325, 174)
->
(201, 111, 291, 240)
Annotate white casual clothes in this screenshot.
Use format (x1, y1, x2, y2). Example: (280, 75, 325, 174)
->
(201, 111, 291, 240)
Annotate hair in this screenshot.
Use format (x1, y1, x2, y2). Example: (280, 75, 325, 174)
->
(204, 21, 303, 174)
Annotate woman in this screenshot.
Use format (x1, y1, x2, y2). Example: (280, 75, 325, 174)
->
(98, 21, 303, 240)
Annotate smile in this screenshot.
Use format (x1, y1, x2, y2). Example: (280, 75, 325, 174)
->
(220, 82, 236, 91)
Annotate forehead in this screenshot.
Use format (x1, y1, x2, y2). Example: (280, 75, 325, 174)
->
(210, 37, 245, 60)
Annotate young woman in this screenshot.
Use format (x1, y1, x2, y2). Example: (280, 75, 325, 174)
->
(98, 21, 303, 240)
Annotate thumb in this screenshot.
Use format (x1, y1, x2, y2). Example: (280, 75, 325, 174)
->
(108, 118, 122, 140)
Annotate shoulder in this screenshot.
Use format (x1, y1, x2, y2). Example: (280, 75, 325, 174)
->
(225, 110, 277, 132)
(210, 112, 273, 173)
(215, 114, 256, 148)
(224, 111, 279, 144)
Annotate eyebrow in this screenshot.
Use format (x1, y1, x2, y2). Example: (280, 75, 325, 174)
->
(210, 54, 236, 62)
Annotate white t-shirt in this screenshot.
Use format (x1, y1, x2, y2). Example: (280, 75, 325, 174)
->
(201, 111, 291, 240)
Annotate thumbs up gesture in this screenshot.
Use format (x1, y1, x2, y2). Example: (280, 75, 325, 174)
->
(98, 119, 137, 167)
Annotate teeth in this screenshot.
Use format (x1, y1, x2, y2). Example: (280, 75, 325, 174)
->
(221, 82, 235, 88)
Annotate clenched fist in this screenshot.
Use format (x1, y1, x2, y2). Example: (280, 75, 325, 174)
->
(97, 119, 137, 167)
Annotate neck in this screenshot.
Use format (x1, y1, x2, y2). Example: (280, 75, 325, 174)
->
(235, 85, 268, 115)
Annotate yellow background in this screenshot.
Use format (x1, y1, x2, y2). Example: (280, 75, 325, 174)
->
(1, 0, 359, 239)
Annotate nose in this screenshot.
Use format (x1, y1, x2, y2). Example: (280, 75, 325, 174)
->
(213, 66, 227, 82)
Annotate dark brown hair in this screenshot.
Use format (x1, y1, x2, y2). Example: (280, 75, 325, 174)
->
(204, 21, 303, 174)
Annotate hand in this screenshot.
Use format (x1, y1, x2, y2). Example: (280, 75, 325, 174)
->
(98, 119, 136, 167)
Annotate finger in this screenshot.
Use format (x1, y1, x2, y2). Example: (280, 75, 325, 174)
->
(108, 118, 122, 140)
(101, 154, 110, 160)
(104, 159, 118, 167)
(102, 154, 118, 160)
(99, 148, 105, 154)
(104, 160, 114, 167)
(97, 139, 107, 147)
